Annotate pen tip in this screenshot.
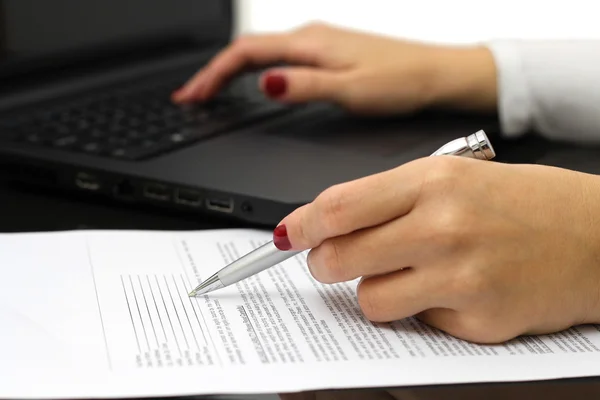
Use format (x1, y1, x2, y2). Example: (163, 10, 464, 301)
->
(187, 274, 224, 297)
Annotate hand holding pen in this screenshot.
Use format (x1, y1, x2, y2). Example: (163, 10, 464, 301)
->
(190, 130, 494, 295)
(190, 131, 600, 344)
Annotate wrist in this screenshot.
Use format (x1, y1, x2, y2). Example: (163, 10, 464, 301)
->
(423, 45, 498, 112)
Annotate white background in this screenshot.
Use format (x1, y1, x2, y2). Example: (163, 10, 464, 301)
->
(234, 0, 600, 43)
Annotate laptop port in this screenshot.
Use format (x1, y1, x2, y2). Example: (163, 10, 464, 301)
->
(206, 197, 234, 213)
(75, 172, 100, 191)
(174, 188, 202, 207)
(143, 183, 170, 201)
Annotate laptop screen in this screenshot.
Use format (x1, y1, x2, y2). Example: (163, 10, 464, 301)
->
(0, 0, 231, 79)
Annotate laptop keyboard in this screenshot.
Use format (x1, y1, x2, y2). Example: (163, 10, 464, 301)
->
(0, 72, 288, 160)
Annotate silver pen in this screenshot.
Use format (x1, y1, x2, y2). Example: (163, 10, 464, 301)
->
(188, 129, 496, 297)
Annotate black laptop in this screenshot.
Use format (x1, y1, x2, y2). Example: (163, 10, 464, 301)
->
(0, 0, 495, 226)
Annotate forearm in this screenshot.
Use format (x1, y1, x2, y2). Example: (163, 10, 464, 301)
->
(429, 39, 600, 144)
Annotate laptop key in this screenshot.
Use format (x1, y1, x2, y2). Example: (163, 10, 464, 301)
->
(126, 129, 142, 139)
(110, 148, 126, 157)
(169, 132, 186, 143)
(82, 142, 102, 153)
(26, 133, 42, 144)
(110, 145, 157, 160)
(90, 129, 106, 139)
(109, 147, 145, 159)
(107, 136, 129, 147)
(54, 135, 78, 147)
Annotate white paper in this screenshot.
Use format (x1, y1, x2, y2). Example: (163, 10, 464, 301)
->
(2, 229, 600, 398)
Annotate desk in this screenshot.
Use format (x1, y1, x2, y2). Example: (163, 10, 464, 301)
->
(3, 134, 600, 400)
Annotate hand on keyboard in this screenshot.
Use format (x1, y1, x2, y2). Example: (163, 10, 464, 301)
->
(1, 71, 287, 160)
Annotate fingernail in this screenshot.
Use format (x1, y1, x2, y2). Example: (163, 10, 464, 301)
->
(273, 224, 292, 250)
(264, 74, 287, 98)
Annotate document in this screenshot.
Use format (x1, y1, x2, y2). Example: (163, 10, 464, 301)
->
(2, 229, 600, 398)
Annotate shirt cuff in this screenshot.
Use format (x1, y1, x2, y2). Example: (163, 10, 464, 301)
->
(485, 40, 532, 138)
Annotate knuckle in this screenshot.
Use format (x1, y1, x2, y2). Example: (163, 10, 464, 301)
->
(311, 240, 345, 283)
(316, 184, 349, 234)
(357, 280, 386, 321)
(452, 265, 490, 300)
(430, 204, 473, 252)
(295, 209, 310, 245)
(289, 23, 334, 65)
(296, 71, 334, 100)
(287, 36, 326, 65)
(232, 35, 253, 50)
(300, 70, 319, 93)
(421, 157, 468, 194)
(418, 163, 477, 253)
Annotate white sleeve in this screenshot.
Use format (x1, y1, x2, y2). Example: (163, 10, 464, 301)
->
(485, 39, 600, 143)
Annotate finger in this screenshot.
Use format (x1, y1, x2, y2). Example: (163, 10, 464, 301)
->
(173, 33, 320, 103)
(307, 213, 431, 284)
(258, 67, 345, 103)
(277, 158, 430, 250)
(357, 268, 445, 323)
(417, 309, 515, 344)
(416, 308, 462, 335)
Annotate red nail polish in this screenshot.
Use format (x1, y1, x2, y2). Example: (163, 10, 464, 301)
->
(264, 74, 287, 98)
(273, 224, 292, 250)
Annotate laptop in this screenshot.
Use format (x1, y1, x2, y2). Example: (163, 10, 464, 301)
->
(0, 0, 496, 227)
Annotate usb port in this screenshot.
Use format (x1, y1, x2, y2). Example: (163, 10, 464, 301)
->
(75, 172, 101, 191)
(143, 183, 170, 201)
(206, 197, 234, 213)
(174, 188, 202, 207)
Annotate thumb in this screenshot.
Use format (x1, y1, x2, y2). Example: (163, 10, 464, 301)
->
(272, 203, 311, 251)
(271, 159, 428, 251)
(260, 67, 344, 104)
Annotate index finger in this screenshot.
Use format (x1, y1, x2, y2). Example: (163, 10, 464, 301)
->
(173, 33, 318, 103)
(277, 158, 430, 251)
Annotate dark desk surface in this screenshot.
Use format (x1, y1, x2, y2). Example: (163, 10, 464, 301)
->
(3, 133, 600, 400)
